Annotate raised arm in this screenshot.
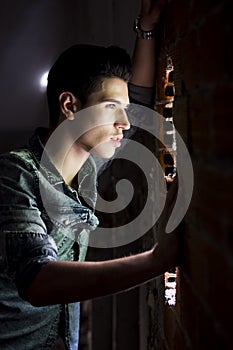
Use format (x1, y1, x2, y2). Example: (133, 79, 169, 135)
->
(130, 0, 166, 87)
(26, 0, 179, 308)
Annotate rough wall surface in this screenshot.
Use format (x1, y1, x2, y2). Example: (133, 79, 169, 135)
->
(150, 0, 233, 349)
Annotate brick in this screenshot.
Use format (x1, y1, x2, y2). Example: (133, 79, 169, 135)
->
(169, 42, 184, 97)
(198, 9, 226, 85)
(224, 4, 233, 78)
(182, 225, 210, 300)
(196, 303, 227, 350)
(187, 205, 224, 248)
(211, 85, 233, 157)
(182, 30, 199, 92)
(205, 251, 233, 336)
(180, 221, 233, 342)
(179, 275, 198, 348)
(191, 163, 233, 219)
(173, 322, 192, 350)
(189, 92, 214, 157)
(163, 0, 190, 43)
(163, 305, 176, 348)
(190, 0, 212, 23)
(187, 164, 233, 247)
(173, 97, 188, 145)
(164, 305, 193, 350)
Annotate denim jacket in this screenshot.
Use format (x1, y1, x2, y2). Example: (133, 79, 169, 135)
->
(0, 128, 99, 350)
(0, 83, 154, 350)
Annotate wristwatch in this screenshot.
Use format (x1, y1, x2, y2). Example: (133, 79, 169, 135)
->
(133, 16, 157, 40)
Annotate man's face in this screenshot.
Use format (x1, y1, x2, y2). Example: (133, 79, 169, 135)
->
(76, 77, 130, 159)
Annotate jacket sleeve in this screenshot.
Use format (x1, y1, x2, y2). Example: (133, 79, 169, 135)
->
(128, 82, 155, 109)
(0, 153, 58, 301)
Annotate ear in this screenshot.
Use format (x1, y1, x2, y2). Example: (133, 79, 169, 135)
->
(59, 92, 80, 120)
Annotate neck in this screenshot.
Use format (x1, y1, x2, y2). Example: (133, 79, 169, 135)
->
(43, 127, 90, 187)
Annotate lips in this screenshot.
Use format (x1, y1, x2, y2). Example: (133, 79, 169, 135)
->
(110, 134, 123, 147)
(110, 134, 123, 142)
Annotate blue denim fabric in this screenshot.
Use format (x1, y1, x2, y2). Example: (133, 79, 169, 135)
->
(0, 83, 153, 350)
(0, 128, 98, 350)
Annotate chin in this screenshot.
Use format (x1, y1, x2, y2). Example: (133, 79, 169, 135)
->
(91, 148, 115, 159)
(92, 152, 115, 159)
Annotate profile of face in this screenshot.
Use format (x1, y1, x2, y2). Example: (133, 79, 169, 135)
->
(76, 77, 130, 159)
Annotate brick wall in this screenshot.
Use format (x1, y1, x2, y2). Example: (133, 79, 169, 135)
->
(150, 0, 233, 349)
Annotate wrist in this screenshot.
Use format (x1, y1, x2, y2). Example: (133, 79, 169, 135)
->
(134, 16, 158, 40)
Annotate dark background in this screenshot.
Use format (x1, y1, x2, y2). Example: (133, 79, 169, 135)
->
(0, 0, 140, 151)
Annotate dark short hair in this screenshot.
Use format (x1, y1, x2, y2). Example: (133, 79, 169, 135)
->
(47, 44, 132, 127)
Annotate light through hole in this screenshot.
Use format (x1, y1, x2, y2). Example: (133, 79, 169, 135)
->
(156, 55, 177, 306)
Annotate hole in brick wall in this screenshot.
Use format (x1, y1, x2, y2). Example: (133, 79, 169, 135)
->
(155, 55, 177, 306)
(163, 107, 173, 118)
(164, 268, 177, 306)
(163, 120, 173, 132)
(163, 154, 174, 165)
(165, 85, 175, 96)
(165, 166, 175, 176)
(159, 55, 178, 307)
(163, 133, 174, 145)
(168, 70, 174, 83)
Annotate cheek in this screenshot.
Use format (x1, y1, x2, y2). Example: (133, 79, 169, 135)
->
(92, 108, 117, 127)
(82, 127, 111, 145)
(94, 128, 112, 144)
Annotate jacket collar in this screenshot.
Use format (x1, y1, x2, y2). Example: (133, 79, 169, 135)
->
(28, 127, 97, 207)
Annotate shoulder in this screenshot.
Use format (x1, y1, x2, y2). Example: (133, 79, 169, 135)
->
(0, 148, 38, 173)
(0, 148, 39, 191)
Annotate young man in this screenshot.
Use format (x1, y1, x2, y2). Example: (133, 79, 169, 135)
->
(0, 1, 178, 349)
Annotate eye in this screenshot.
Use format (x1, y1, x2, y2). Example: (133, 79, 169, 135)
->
(106, 103, 117, 110)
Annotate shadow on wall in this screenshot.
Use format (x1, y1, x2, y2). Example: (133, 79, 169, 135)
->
(0, 0, 138, 149)
(0, 130, 34, 153)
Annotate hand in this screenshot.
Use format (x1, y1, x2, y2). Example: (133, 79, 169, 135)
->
(140, 0, 166, 30)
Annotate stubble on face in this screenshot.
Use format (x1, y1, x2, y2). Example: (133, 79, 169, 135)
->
(76, 77, 130, 159)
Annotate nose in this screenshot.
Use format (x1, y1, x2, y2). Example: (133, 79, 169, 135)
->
(114, 108, 130, 130)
